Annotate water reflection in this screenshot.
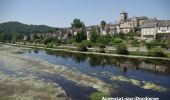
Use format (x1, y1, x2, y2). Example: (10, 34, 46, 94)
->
(44, 50, 170, 76)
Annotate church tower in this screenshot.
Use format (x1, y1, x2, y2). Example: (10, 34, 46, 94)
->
(120, 11, 128, 23)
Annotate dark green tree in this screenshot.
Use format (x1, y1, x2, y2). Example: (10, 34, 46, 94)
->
(100, 21, 106, 29)
(89, 28, 99, 43)
(71, 19, 85, 28)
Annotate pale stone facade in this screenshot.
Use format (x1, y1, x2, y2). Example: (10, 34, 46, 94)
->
(119, 11, 148, 33)
(141, 20, 170, 39)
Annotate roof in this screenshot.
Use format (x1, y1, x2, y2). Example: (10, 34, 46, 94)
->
(141, 19, 170, 28)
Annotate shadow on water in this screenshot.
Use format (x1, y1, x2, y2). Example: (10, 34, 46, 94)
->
(21, 49, 170, 99)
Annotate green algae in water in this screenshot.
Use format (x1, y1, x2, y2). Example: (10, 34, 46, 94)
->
(110, 75, 168, 92)
(90, 92, 111, 100)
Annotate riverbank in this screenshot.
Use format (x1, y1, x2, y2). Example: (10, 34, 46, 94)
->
(3, 42, 170, 61)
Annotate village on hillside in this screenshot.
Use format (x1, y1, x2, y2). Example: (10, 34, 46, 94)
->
(23, 11, 170, 41)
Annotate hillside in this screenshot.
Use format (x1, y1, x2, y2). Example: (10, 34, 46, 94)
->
(0, 21, 56, 35)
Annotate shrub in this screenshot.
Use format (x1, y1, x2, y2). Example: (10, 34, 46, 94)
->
(81, 40, 92, 48)
(99, 44, 106, 48)
(131, 39, 139, 47)
(46, 43, 54, 48)
(114, 38, 123, 44)
(148, 48, 166, 57)
(77, 44, 87, 51)
(116, 43, 129, 55)
(140, 40, 146, 46)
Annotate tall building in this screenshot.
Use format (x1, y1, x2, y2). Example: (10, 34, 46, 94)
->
(119, 11, 148, 33)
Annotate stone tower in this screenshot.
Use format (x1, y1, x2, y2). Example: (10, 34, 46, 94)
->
(120, 11, 128, 23)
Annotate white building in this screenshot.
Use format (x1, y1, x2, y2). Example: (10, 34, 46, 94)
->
(141, 20, 170, 39)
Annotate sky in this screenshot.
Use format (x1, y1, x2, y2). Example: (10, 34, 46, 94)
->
(0, 0, 170, 27)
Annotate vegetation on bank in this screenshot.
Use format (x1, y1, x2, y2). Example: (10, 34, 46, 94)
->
(90, 92, 111, 100)
(0, 19, 170, 58)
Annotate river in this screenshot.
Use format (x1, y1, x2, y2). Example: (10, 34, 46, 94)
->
(21, 49, 170, 100)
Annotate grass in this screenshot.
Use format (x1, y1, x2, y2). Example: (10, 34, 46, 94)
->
(129, 51, 148, 56)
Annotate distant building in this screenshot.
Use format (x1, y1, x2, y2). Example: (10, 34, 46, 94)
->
(119, 11, 149, 33)
(141, 19, 170, 39)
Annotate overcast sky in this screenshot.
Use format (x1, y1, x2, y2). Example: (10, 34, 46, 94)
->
(0, 0, 170, 27)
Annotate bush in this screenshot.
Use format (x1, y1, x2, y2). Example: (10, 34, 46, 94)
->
(99, 44, 106, 48)
(114, 38, 123, 44)
(47, 43, 54, 48)
(140, 40, 146, 46)
(131, 39, 139, 47)
(148, 48, 166, 57)
(77, 44, 87, 51)
(81, 40, 92, 48)
(116, 43, 129, 55)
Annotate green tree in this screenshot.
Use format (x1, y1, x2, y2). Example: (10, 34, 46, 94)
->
(116, 43, 129, 55)
(113, 38, 123, 44)
(90, 28, 99, 43)
(0, 32, 6, 42)
(71, 19, 85, 28)
(12, 33, 22, 42)
(77, 43, 87, 51)
(166, 35, 170, 50)
(100, 21, 106, 29)
(74, 31, 87, 43)
(96, 35, 111, 45)
(148, 48, 166, 57)
(131, 39, 139, 47)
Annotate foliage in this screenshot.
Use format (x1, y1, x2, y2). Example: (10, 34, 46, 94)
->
(96, 35, 111, 45)
(42, 37, 60, 45)
(89, 28, 99, 43)
(116, 43, 129, 55)
(145, 40, 166, 49)
(115, 32, 125, 39)
(71, 19, 85, 28)
(77, 43, 87, 51)
(81, 40, 93, 48)
(0, 21, 55, 35)
(156, 33, 165, 40)
(90, 92, 110, 100)
(166, 35, 170, 49)
(73, 31, 87, 43)
(140, 40, 146, 46)
(131, 39, 139, 47)
(113, 38, 123, 44)
(100, 21, 106, 29)
(148, 48, 166, 57)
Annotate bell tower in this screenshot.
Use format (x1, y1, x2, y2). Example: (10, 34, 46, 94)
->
(120, 11, 128, 23)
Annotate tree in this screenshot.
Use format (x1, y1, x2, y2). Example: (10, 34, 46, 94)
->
(131, 39, 139, 47)
(96, 35, 111, 45)
(89, 28, 99, 43)
(116, 43, 129, 55)
(0, 32, 6, 42)
(71, 19, 85, 28)
(148, 48, 166, 57)
(77, 43, 87, 51)
(74, 31, 87, 43)
(12, 33, 22, 42)
(113, 38, 123, 44)
(100, 21, 106, 29)
(166, 35, 170, 50)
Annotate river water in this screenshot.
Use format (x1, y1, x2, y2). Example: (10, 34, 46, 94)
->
(21, 49, 170, 100)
